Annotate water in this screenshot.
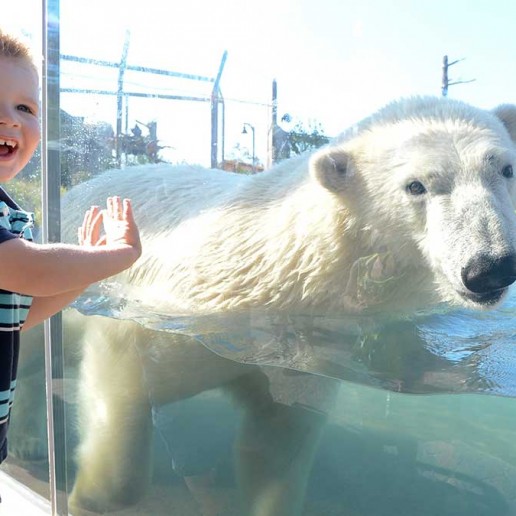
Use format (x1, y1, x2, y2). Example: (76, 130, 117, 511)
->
(65, 285, 516, 515)
(73, 284, 516, 397)
(310, 386, 516, 516)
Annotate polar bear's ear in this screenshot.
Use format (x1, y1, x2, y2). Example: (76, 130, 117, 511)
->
(493, 104, 516, 143)
(310, 147, 352, 193)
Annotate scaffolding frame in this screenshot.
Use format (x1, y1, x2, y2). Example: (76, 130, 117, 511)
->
(60, 35, 227, 167)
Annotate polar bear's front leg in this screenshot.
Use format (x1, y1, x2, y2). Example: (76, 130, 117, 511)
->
(69, 316, 153, 514)
(231, 370, 328, 516)
(237, 401, 327, 516)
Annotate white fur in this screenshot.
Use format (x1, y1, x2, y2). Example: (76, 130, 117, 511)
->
(63, 97, 516, 316)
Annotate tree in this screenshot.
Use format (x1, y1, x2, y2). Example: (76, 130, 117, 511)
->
(288, 120, 330, 156)
(59, 111, 116, 187)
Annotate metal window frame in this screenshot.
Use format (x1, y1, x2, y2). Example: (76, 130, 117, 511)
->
(42, 1, 67, 514)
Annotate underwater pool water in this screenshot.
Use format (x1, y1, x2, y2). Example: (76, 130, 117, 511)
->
(74, 286, 516, 396)
(63, 286, 516, 515)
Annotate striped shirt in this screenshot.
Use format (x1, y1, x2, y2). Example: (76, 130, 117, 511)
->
(0, 187, 34, 463)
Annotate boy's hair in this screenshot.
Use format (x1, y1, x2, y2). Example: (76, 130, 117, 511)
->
(0, 29, 36, 70)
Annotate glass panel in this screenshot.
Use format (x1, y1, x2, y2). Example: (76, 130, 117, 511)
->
(16, 0, 516, 514)
(1, 3, 52, 507)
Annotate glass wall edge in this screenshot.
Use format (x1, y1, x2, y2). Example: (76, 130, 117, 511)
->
(41, 0, 67, 514)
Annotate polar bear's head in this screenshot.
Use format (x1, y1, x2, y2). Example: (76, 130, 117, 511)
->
(310, 97, 516, 310)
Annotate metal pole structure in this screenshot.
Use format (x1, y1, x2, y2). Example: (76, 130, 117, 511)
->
(252, 127, 255, 172)
(60, 53, 225, 167)
(242, 123, 256, 173)
(270, 79, 278, 167)
(116, 30, 131, 166)
(211, 51, 228, 168)
(42, 0, 68, 514)
(210, 97, 218, 168)
(441, 54, 475, 97)
(442, 55, 449, 96)
(124, 93, 129, 133)
(220, 97, 225, 165)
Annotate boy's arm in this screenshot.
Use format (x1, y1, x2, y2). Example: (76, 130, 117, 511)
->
(22, 287, 86, 332)
(0, 239, 138, 296)
(21, 197, 141, 331)
(0, 197, 141, 297)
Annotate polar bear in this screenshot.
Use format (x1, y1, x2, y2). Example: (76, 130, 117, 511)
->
(64, 97, 516, 318)
(17, 96, 516, 515)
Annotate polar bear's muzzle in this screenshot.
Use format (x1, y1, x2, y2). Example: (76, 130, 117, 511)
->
(460, 252, 516, 305)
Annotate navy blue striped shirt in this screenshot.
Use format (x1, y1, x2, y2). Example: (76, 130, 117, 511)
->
(0, 187, 34, 463)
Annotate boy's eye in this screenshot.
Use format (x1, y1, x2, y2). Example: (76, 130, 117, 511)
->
(17, 104, 34, 114)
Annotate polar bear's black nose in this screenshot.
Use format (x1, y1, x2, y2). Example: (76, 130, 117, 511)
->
(461, 253, 516, 293)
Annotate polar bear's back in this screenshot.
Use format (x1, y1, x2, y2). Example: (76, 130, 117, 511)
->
(61, 164, 251, 243)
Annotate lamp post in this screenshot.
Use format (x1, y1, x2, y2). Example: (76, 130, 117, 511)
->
(242, 122, 256, 173)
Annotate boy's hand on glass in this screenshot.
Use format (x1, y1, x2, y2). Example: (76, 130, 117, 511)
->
(78, 197, 142, 260)
(102, 197, 142, 257)
(78, 205, 104, 246)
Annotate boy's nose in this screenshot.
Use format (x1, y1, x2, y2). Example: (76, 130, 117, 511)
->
(0, 106, 19, 126)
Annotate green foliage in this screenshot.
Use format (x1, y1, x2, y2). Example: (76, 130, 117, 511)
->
(60, 111, 117, 188)
(7, 177, 42, 228)
(288, 120, 330, 155)
(124, 153, 158, 167)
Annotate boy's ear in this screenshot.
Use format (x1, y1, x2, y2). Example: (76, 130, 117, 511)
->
(493, 104, 516, 143)
(309, 147, 353, 193)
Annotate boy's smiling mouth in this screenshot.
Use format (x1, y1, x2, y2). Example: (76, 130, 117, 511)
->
(0, 139, 18, 157)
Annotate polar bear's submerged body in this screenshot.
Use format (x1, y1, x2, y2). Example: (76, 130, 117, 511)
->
(29, 97, 516, 513)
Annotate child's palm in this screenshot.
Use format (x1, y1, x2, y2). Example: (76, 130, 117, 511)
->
(103, 197, 141, 252)
(78, 197, 141, 257)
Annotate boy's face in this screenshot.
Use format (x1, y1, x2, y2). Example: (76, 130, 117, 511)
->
(0, 57, 40, 182)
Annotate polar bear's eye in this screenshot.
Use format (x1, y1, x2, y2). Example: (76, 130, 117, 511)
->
(502, 164, 514, 178)
(406, 181, 427, 196)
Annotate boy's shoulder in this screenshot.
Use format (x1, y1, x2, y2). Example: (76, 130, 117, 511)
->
(0, 187, 20, 210)
(0, 188, 33, 242)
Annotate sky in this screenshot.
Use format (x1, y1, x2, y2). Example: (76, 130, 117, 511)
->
(4, 0, 516, 167)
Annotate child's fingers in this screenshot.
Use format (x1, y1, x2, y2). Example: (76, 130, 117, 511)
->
(106, 197, 113, 218)
(122, 198, 135, 222)
(80, 206, 94, 233)
(96, 196, 138, 245)
(88, 210, 104, 244)
(107, 196, 123, 220)
(87, 206, 100, 227)
(78, 205, 102, 245)
(78, 208, 91, 244)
